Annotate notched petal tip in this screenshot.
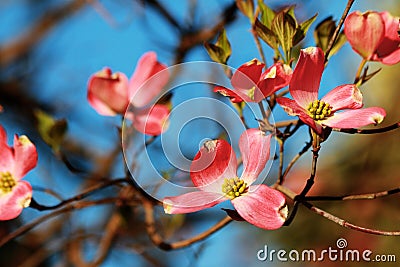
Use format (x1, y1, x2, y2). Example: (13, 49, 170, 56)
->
(372, 110, 386, 125)
(163, 200, 173, 214)
(278, 203, 288, 222)
(202, 140, 218, 152)
(17, 135, 33, 147)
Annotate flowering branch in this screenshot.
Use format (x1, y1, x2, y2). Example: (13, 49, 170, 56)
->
(332, 121, 400, 134)
(142, 197, 232, 250)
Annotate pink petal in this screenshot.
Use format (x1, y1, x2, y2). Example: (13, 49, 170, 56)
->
(0, 128, 14, 173)
(0, 181, 32, 221)
(290, 47, 324, 108)
(12, 135, 38, 180)
(87, 68, 130, 116)
(239, 129, 271, 185)
(0, 125, 6, 144)
(379, 49, 400, 65)
(231, 185, 287, 230)
(132, 104, 170, 136)
(190, 139, 237, 193)
(375, 11, 400, 64)
(257, 63, 292, 99)
(214, 86, 244, 103)
(276, 97, 321, 133)
(321, 84, 363, 112)
(128, 52, 169, 107)
(163, 191, 227, 214)
(322, 107, 386, 129)
(231, 59, 265, 102)
(344, 11, 385, 60)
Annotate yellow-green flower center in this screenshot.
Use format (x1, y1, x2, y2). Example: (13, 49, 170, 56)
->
(222, 177, 248, 200)
(0, 172, 16, 193)
(307, 100, 333, 121)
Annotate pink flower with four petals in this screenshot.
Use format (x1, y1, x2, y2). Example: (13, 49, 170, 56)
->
(276, 47, 386, 134)
(163, 128, 288, 230)
(214, 59, 292, 103)
(0, 125, 38, 220)
(87, 52, 170, 135)
(344, 11, 400, 65)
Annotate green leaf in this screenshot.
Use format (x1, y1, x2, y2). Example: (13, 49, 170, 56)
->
(286, 5, 297, 27)
(271, 11, 297, 56)
(329, 31, 347, 57)
(293, 13, 318, 46)
(216, 28, 231, 57)
(236, 0, 254, 21)
(254, 18, 278, 49)
(204, 29, 231, 64)
(314, 16, 336, 52)
(35, 109, 67, 153)
(258, 0, 275, 29)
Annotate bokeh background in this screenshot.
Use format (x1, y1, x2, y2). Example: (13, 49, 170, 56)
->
(0, 0, 399, 266)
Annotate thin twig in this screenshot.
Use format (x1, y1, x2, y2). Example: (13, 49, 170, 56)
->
(276, 185, 400, 235)
(281, 140, 312, 182)
(142, 197, 232, 251)
(304, 202, 400, 236)
(0, 198, 118, 247)
(284, 132, 320, 225)
(304, 187, 400, 201)
(89, 212, 122, 267)
(332, 122, 400, 134)
(324, 0, 355, 62)
(274, 119, 299, 128)
(277, 138, 285, 184)
(30, 178, 128, 211)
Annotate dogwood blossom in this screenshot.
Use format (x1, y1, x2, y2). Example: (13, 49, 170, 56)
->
(276, 47, 386, 134)
(0, 125, 37, 220)
(163, 128, 287, 230)
(344, 11, 400, 65)
(214, 59, 292, 103)
(88, 52, 170, 135)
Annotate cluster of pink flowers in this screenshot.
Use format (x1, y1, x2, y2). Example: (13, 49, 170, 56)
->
(1, 9, 397, 230)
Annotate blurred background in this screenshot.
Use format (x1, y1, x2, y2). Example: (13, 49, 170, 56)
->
(0, 0, 399, 266)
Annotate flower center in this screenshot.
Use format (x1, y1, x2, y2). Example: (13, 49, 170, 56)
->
(307, 100, 333, 121)
(221, 177, 248, 200)
(0, 172, 17, 193)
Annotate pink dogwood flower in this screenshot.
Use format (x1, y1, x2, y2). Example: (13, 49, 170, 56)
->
(0, 125, 38, 220)
(163, 128, 288, 230)
(276, 47, 386, 134)
(214, 59, 292, 103)
(344, 11, 400, 65)
(87, 51, 170, 135)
